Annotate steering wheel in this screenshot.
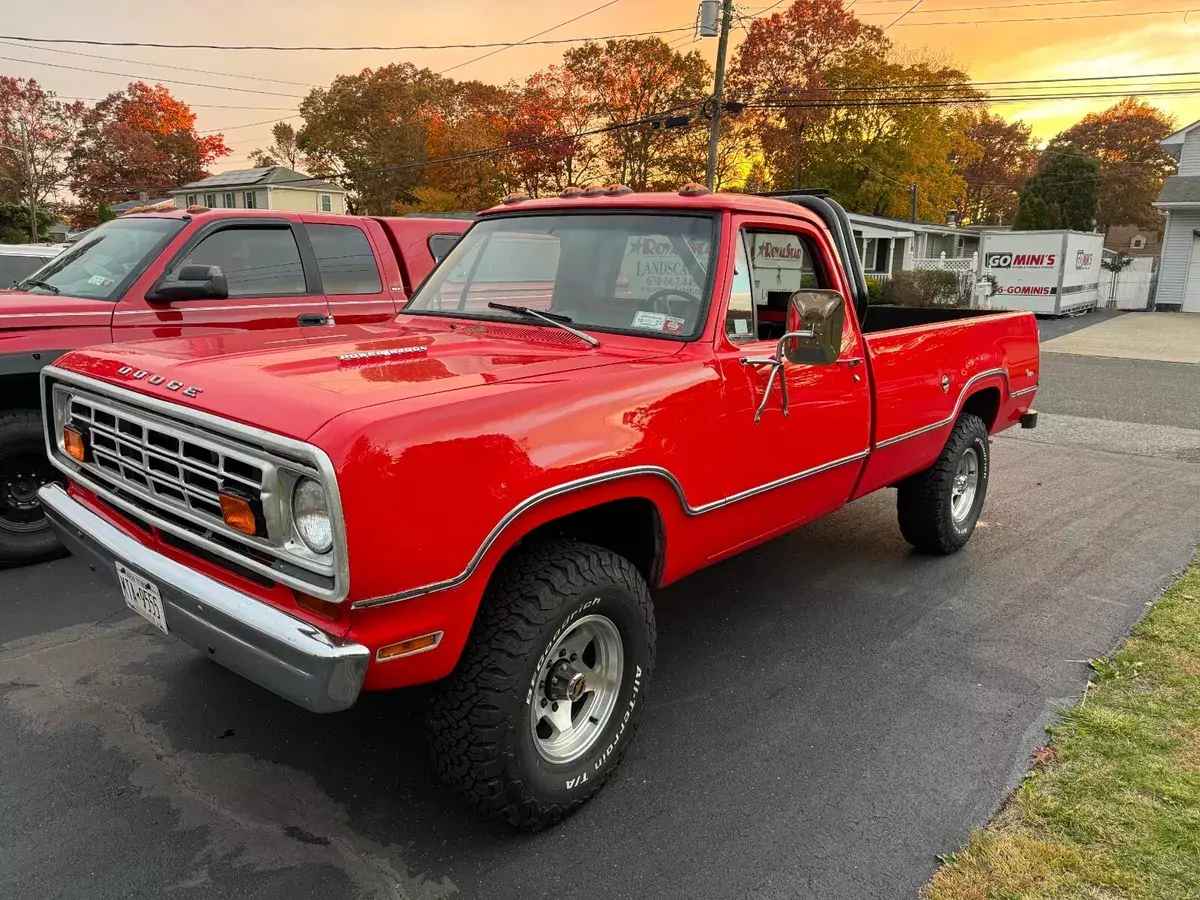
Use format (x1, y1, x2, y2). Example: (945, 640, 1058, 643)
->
(644, 288, 701, 320)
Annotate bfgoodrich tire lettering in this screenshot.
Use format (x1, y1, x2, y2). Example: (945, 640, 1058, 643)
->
(896, 412, 990, 555)
(428, 539, 656, 829)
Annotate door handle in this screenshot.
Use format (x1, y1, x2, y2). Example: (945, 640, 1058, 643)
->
(839, 357, 864, 367)
(297, 313, 333, 327)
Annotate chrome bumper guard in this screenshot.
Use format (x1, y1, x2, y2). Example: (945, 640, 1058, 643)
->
(39, 484, 368, 713)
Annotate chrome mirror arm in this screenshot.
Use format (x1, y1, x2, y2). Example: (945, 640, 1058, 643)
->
(738, 329, 817, 425)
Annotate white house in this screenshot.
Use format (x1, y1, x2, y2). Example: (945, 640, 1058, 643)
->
(169, 167, 348, 215)
(1153, 119, 1200, 312)
(845, 213, 982, 281)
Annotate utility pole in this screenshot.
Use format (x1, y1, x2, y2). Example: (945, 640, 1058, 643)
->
(704, 0, 735, 191)
(910, 183, 918, 223)
(20, 122, 36, 242)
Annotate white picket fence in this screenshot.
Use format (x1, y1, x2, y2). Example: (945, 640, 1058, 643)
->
(1098, 255, 1155, 310)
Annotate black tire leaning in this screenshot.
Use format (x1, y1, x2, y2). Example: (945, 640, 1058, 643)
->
(428, 539, 656, 830)
(0, 409, 66, 568)
(896, 412, 990, 555)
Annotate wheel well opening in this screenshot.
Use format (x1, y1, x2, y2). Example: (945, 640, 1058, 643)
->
(1, 374, 42, 411)
(961, 387, 1001, 431)
(515, 497, 665, 586)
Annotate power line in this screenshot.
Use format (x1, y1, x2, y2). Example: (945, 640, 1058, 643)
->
(0, 40, 317, 88)
(887, 6, 1199, 26)
(440, 0, 623, 75)
(0, 54, 307, 97)
(751, 85, 1200, 108)
(197, 115, 302, 135)
(884, 0, 927, 30)
(0, 28, 696, 53)
(758, 69, 1200, 97)
(57, 96, 299, 111)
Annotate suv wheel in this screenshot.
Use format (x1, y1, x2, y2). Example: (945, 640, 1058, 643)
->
(896, 412, 990, 555)
(429, 539, 656, 829)
(0, 409, 66, 567)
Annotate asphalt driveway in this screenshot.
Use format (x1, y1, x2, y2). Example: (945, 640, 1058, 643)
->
(3, 321, 1199, 900)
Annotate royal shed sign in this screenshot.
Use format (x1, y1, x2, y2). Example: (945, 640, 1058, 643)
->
(978, 230, 1104, 314)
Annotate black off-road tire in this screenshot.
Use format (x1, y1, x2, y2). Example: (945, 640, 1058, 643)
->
(897, 412, 990, 555)
(0, 409, 66, 568)
(428, 539, 656, 830)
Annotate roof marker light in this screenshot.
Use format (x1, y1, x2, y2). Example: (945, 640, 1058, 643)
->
(559, 185, 585, 198)
(604, 184, 634, 195)
(501, 192, 529, 205)
(679, 183, 711, 197)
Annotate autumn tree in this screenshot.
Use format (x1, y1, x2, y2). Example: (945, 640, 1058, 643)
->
(727, 0, 889, 189)
(418, 80, 513, 212)
(507, 65, 604, 196)
(956, 110, 1036, 225)
(798, 50, 977, 219)
(1012, 146, 1100, 231)
(0, 77, 83, 234)
(562, 38, 711, 190)
(1048, 97, 1176, 230)
(249, 121, 306, 170)
(68, 82, 229, 225)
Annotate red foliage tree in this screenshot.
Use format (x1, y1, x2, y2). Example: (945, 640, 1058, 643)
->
(68, 81, 229, 225)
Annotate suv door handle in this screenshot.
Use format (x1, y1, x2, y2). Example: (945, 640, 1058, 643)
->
(297, 313, 332, 327)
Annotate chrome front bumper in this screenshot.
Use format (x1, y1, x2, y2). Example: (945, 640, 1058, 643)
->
(39, 484, 369, 713)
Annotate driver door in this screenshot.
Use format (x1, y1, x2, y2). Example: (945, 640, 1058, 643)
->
(715, 220, 871, 539)
(113, 219, 332, 342)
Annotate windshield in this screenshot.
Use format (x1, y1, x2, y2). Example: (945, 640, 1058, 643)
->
(405, 213, 717, 340)
(17, 217, 185, 300)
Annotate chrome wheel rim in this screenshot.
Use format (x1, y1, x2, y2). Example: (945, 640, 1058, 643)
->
(950, 447, 979, 524)
(530, 614, 624, 765)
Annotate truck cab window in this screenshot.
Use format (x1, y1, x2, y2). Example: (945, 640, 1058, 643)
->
(725, 231, 755, 341)
(742, 230, 824, 341)
(171, 227, 307, 298)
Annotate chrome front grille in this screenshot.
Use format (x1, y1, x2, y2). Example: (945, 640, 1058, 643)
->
(68, 394, 266, 527)
(47, 377, 346, 601)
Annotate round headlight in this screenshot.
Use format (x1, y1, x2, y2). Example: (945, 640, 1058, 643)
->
(292, 477, 333, 554)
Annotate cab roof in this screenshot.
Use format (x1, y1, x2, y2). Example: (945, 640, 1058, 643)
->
(479, 190, 824, 223)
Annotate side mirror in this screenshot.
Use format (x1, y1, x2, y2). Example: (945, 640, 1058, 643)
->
(149, 264, 229, 302)
(781, 289, 845, 365)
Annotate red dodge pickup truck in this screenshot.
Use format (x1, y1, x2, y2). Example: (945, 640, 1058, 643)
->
(36, 188, 1038, 827)
(0, 208, 467, 565)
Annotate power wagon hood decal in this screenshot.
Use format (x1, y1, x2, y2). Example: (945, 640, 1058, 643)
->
(52, 321, 674, 440)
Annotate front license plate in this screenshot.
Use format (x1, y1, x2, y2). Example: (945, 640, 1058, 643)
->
(116, 562, 169, 634)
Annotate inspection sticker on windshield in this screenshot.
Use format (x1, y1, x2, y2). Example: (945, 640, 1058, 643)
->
(87, 274, 111, 286)
(631, 311, 686, 334)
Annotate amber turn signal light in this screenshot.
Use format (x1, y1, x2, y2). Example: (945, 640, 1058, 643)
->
(376, 632, 443, 662)
(63, 426, 86, 462)
(219, 492, 257, 536)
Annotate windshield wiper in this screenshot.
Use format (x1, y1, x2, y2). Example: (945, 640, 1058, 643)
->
(486, 302, 600, 348)
(21, 279, 60, 295)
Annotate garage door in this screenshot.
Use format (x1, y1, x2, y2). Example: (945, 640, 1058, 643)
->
(1186, 233, 1200, 312)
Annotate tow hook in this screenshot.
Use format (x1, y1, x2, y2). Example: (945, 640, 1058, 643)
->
(1020, 409, 1038, 429)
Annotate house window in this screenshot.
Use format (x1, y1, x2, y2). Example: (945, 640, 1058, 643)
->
(185, 194, 197, 207)
(203, 193, 215, 208)
(319, 194, 333, 213)
(1131, 235, 1146, 250)
(244, 191, 257, 209)
(224, 192, 235, 208)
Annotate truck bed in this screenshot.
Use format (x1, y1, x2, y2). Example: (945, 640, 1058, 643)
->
(851, 309, 1040, 499)
(859, 305, 1011, 333)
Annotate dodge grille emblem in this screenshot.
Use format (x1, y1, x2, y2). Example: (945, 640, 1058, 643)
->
(116, 366, 203, 399)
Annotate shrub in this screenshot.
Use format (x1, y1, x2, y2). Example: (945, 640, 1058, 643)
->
(865, 276, 885, 305)
(882, 269, 966, 308)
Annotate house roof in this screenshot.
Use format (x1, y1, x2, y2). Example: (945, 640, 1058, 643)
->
(111, 197, 173, 212)
(1154, 175, 1200, 206)
(1160, 119, 1200, 148)
(174, 166, 344, 193)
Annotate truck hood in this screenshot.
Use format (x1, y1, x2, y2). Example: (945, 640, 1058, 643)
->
(0, 290, 115, 332)
(53, 319, 678, 440)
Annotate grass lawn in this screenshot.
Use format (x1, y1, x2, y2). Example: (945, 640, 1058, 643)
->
(925, 555, 1200, 900)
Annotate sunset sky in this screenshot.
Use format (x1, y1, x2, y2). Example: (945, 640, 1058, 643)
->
(3, 0, 1199, 170)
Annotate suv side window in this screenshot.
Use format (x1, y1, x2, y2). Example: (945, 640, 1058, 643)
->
(173, 227, 307, 298)
(306, 223, 382, 294)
